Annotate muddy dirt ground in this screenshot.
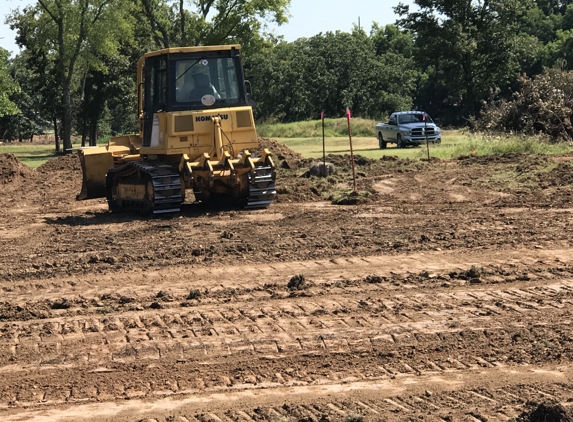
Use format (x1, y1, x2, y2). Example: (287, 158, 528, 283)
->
(1, 140, 573, 422)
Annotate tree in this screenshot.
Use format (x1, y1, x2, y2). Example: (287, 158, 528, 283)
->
(8, 0, 133, 152)
(547, 28, 573, 66)
(0, 52, 51, 143)
(0, 48, 20, 119)
(245, 30, 420, 122)
(395, 0, 534, 119)
(76, 45, 141, 146)
(370, 23, 415, 58)
(138, 0, 290, 51)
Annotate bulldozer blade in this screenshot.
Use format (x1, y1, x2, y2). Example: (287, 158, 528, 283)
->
(77, 147, 114, 200)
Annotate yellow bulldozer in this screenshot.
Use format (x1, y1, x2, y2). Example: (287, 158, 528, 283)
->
(77, 45, 276, 214)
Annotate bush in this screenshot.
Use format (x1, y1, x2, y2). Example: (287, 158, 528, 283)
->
(475, 62, 573, 141)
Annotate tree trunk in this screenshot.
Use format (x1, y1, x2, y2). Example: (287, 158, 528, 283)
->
(53, 115, 60, 153)
(463, 52, 475, 117)
(81, 110, 87, 147)
(62, 78, 73, 153)
(89, 118, 98, 146)
(180, 0, 186, 45)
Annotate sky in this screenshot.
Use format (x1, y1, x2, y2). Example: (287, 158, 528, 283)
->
(0, 0, 410, 55)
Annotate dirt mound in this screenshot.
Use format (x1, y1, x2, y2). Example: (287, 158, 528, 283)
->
(539, 163, 573, 187)
(257, 137, 302, 161)
(513, 403, 573, 422)
(0, 153, 35, 184)
(298, 154, 374, 169)
(458, 152, 550, 167)
(36, 153, 82, 174)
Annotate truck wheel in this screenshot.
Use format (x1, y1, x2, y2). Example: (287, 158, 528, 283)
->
(378, 133, 387, 149)
(397, 134, 405, 149)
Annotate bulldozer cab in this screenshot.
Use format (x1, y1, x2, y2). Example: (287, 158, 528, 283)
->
(142, 46, 247, 147)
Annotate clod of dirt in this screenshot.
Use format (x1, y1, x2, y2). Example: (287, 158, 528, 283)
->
(187, 289, 201, 300)
(103, 256, 117, 265)
(281, 159, 297, 170)
(119, 296, 135, 304)
(466, 265, 483, 279)
(331, 190, 371, 205)
(288, 274, 305, 290)
(309, 162, 335, 177)
(50, 299, 71, 310)
(156, 290, 175, 302)
(344, 414, 364, 422)
(355, 156, 375, 166)
(0, 153, 35, 184)
(364, 275, 383, 284)
(512, 402, 573, 422)
(149, 301, 162, 309)
(88, 255, 100, 264)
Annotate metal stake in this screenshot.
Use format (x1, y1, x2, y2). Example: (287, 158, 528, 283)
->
(346, 108, 357, 192)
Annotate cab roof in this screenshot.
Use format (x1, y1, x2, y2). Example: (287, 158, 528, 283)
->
(143, 45, 241, 59)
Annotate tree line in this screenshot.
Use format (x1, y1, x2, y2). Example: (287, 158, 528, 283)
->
(0, 0, 572, 149)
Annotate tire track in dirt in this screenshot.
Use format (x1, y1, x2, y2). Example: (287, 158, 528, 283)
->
(1, 247, 572, 298)
(0, 248, 573, 420)
(2, 199, 573, 283)
(1, 366, 571, 421)
(2, 278, 573, 367)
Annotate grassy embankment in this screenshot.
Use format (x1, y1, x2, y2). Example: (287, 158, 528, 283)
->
(258, 118, 572, 159)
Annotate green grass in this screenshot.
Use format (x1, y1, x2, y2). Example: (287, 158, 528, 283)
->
(1, 136, 110, 168)
(0, 144, 78, 169)
(413, 131, 572, 160)
(97, 136, 111, 146)
(257, 117, 377, 138)
(277, 129, 573, 160)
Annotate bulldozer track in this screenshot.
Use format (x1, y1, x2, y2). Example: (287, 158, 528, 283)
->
(106, 162, 183, 214)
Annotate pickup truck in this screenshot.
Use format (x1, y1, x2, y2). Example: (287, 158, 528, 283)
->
(376, 111, 441, 149)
